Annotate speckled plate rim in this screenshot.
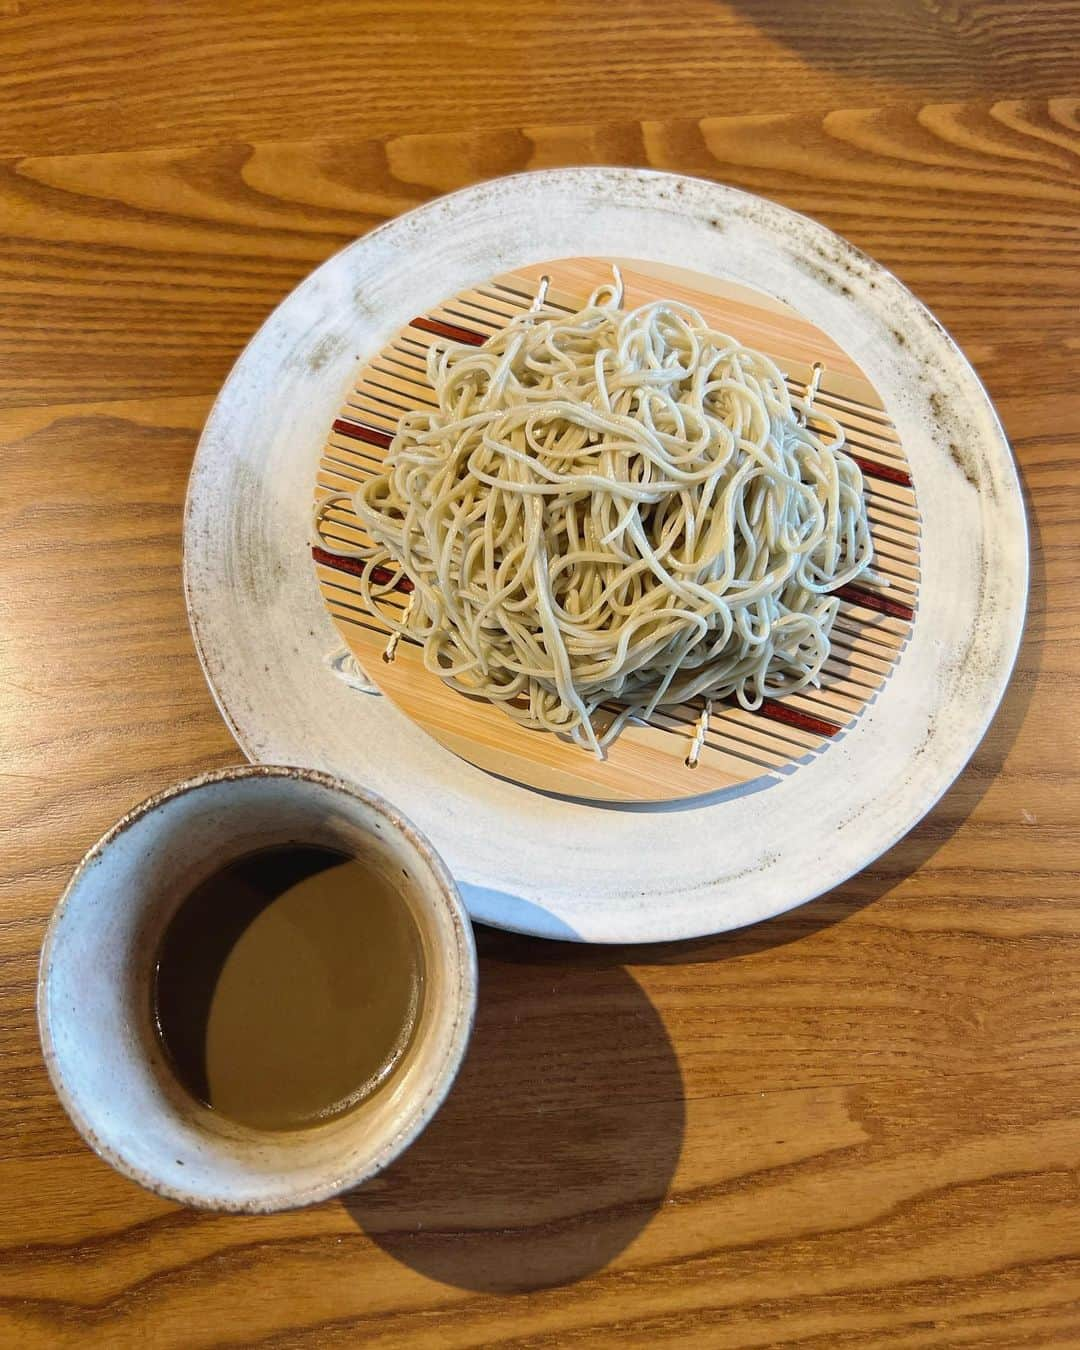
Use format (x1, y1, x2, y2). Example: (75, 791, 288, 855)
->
(183, 167, 1027, 944)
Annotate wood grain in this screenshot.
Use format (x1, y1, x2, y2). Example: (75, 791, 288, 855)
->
(2, 1, 1079, 159)
(1, 2, 1079, 1345)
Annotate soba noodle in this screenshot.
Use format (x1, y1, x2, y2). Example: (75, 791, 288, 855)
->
(315, 274, 873, 756)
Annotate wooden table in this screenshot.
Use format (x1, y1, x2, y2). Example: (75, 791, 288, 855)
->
(2, 3, 1078, 1344)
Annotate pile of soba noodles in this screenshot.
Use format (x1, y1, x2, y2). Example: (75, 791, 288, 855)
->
(317, 274, 873, 756)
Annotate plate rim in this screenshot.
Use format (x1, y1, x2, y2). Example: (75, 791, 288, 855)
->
(183, 166, 1028, 944)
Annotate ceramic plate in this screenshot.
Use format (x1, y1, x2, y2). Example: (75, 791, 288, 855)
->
(184, 168, 1027, 943)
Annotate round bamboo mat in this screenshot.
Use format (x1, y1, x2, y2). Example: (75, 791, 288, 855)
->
(312, 258, 919, 804)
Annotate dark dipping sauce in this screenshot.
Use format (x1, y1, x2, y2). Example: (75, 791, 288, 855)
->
(152, 846, 424, 1131)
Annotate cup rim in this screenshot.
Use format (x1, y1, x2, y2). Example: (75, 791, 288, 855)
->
(37, 763, 478, 1212)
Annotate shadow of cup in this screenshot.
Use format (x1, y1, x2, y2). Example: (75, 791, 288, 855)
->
(343, 930, 685, 1293)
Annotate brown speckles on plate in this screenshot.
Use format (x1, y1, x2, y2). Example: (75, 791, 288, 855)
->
(948, 441, 980, 489)
(307, 332, 347, 374)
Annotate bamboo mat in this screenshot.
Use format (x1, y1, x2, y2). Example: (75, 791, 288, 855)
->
(312, 259, 919, 804)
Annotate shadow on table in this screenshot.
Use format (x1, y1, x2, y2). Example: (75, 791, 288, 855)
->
(722, 0, 975, 91)
(345, 465, 1041, 1292)
(342, 934, 685, 1292)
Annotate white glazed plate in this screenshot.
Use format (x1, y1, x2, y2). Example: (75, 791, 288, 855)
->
(184, 168, 1027, 943)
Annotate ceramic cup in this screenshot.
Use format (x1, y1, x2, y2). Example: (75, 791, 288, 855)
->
(37, 765, 477, 1212)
